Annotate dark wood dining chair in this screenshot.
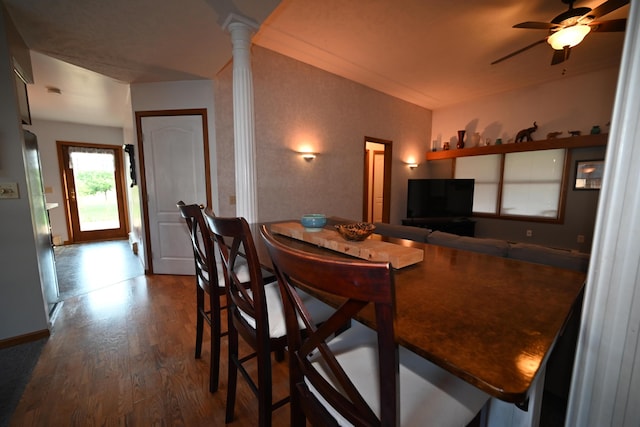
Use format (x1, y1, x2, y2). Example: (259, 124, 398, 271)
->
(177, 201, 249, 393)
(261, 225, 490, 426)
(203, 210, 333, 427)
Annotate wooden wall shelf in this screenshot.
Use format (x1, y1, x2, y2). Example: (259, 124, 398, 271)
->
(426, 133, 608, 161)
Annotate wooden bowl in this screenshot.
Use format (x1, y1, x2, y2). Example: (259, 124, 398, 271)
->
(335, 222, 376, 241)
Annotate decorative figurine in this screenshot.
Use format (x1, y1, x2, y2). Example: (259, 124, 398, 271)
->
(547, 131, 563, 139)
(515, 121, 538, 143)
(569, 130, 582, 137)
(590, 125, 601, 134)
(443, 141, 450, 150)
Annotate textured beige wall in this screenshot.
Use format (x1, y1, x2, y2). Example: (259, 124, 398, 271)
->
(215, 46, 432, 223)
(433, 67, 618, 146)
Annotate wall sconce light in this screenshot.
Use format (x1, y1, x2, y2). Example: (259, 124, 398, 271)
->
(300, 152, 316, 161)
(407, 163, 418, 170)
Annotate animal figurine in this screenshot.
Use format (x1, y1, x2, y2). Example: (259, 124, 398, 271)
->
(568, 130, 582, 137)
(515, 122, 538, 142)
(547, 131, 563, 139)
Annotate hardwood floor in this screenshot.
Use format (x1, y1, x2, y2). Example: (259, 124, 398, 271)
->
(10, 274, 291, 426)
(54, 240, 144, 300)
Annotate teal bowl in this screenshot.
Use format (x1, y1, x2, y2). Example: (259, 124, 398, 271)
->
(301, 214, 327, 231)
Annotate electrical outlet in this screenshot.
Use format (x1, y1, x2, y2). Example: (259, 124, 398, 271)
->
(526, 229, 533, 237)
(0, 182, 19, 199)
(577, 235, 585, 243)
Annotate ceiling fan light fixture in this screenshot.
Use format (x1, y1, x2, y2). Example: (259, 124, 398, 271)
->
(548, 24, 591, 50)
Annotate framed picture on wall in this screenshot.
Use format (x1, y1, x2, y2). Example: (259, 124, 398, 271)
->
(574, 159, 604, 190)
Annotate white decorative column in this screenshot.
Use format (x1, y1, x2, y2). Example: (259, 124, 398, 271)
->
(223, 14, 259, 223)
(566, 2, 640, 426)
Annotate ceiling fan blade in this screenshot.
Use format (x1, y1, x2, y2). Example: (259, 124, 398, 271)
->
(551, 47, 571, 65)
(491, 39, 547, 65)
(590, 18, 627, 32)
(513, 21, 559, 30)
(588, 0, 629, 19)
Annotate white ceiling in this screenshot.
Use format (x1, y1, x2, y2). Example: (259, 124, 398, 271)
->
(25, 51, 131, 128)
(3, 0, 629, 128)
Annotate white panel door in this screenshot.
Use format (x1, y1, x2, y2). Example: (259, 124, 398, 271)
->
(141, 115, 206, 274)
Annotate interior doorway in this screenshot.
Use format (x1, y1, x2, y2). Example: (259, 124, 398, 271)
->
(363, 137, 392, 223)
(57, 141, 129, 243)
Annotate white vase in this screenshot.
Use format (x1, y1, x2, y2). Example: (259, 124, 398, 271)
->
(471, 132, 481, 147)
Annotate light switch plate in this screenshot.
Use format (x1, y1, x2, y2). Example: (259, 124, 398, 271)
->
(0, 182, 19, 199)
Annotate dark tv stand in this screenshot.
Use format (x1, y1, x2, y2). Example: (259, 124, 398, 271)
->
(402, 217, 475, 237)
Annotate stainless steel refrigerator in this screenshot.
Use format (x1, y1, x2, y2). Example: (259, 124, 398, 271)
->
(23, 129, 59, 317)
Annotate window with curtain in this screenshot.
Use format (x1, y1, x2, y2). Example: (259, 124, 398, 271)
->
(455, 154, 501, 214)
(502, 149, 565, 218)
(454, 149, 567, 221)
(67, 145, 116, 169)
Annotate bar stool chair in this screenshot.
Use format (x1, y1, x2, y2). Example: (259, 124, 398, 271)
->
(203, 210, 333, 427)
(177, 201, 249, 393)
(261, 225, 490, 426)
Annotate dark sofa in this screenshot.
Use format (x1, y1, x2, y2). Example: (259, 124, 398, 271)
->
(372, 222, 590, 273)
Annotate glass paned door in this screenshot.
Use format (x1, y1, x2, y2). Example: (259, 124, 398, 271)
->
(71, 149, 120, 231)
(58, 142, 129, 242)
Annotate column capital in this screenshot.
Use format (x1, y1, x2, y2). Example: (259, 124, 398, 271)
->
(222, 13, 259, 33)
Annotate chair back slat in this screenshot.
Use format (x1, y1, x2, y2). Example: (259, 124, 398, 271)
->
(204, 211, 270, 345)
(261, 225, 399, 426)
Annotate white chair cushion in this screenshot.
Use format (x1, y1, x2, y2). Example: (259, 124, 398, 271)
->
(211, 246, 250, 288)
(308, 322, 489, 426)
(216, 259, 249, 288)
(200, 256, 249, 288)
(240, 281, 334, 338)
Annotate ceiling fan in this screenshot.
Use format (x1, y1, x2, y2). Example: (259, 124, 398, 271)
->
(491, 0, 629, 66)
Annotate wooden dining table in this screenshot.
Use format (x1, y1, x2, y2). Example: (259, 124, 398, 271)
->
(251, 221, 586, 426)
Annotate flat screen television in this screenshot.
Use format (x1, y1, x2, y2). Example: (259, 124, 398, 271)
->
(406, 179, 474, 218)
